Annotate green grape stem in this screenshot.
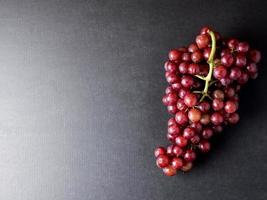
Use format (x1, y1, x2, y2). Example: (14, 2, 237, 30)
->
(195, 30, 216, 102)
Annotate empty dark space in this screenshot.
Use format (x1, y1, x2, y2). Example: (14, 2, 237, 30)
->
(0, 0, 267, 200)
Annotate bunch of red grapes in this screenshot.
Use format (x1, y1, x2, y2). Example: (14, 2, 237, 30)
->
(155, 27, 261, 176)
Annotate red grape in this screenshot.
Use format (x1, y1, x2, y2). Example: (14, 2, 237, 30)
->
(155, 27, 261, 176)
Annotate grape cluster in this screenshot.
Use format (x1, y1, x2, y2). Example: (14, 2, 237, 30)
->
(155, 27, 261, 176)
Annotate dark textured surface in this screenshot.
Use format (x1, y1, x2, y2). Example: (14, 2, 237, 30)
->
(0, 0, 267, 199)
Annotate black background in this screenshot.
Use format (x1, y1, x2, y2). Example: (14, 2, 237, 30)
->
(0, 0, 267, 199)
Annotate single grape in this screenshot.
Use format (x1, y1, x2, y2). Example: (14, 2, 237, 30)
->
(248, 49, 261, 63)
(228, 113, 240, 124)
(221, 48, 231, 57)
(172, 145, 183, 157)
(167, 105, 178, 115)
(181, 75, 194, 88)
(247, 63, 258, 74)
(175, 136, 188, 147)
(250, 72, 258, 79)
(156, 154, 170, 168)
(154, 147, 166, 157)
(212, 98, 224, 111)
(191, 50, 203, 63)
(184, 150, 196, 162)
(227, 38, 239, 50)
(182, 52, 191, 62)
(202, 48, 210, 60)
(165, 86, 174, 94)
(224, 101, 238, 113)
(165, 61, 178, 72)
(177, 99, 188, 111)
(220, 77, 232, 86)
(163, 165, 177, 176)
(171, 157, 183, 169)
(166, 72, 179, 84)
(184, 93, 198, 107)
(175, 111, 189, 125)
(200, 26, 210, 35)
(196, 34, 210, 49)
(164, 61, 170, 71)
(212, 90, 225, 99)
(167, 132, 178, 143)
(199, 64, 209, 76)
(237, 42, 249, 53)
(224, 87, 235, 98)
(162, 95, 169, 106)
(169, 49, 182, 61)
(221, 54, 234, 67)
(166, 145, 175, 156)
(199, 140, 211, 153)
(238, 72, 249, 84)
(198, 102, 211, 112)
(188, 43, 199, 53)
(166, 93, 178, 105)
(200, 114, 210, 125)
(212, 125, 223, 133)
(213, 65, 227, 79)
(183, 127, 196, 139)
(181, 162, 193, 172)
(178, 62, 188, 74)
(235, 53, 247, 68)
(188, 63, 200, 75)
(190, 135, 201, 144)
(188, 108, 201, 122)
(202, 128, 213, 139)
(168, 117, 177, 127)
(210, 112, 224, 125)
(178, 88, 190, 99)
(229, 67, 242, 80)
(190, 122, 203, 133)
(168, 124, 180, 135)
(172, 82, 182, 91)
